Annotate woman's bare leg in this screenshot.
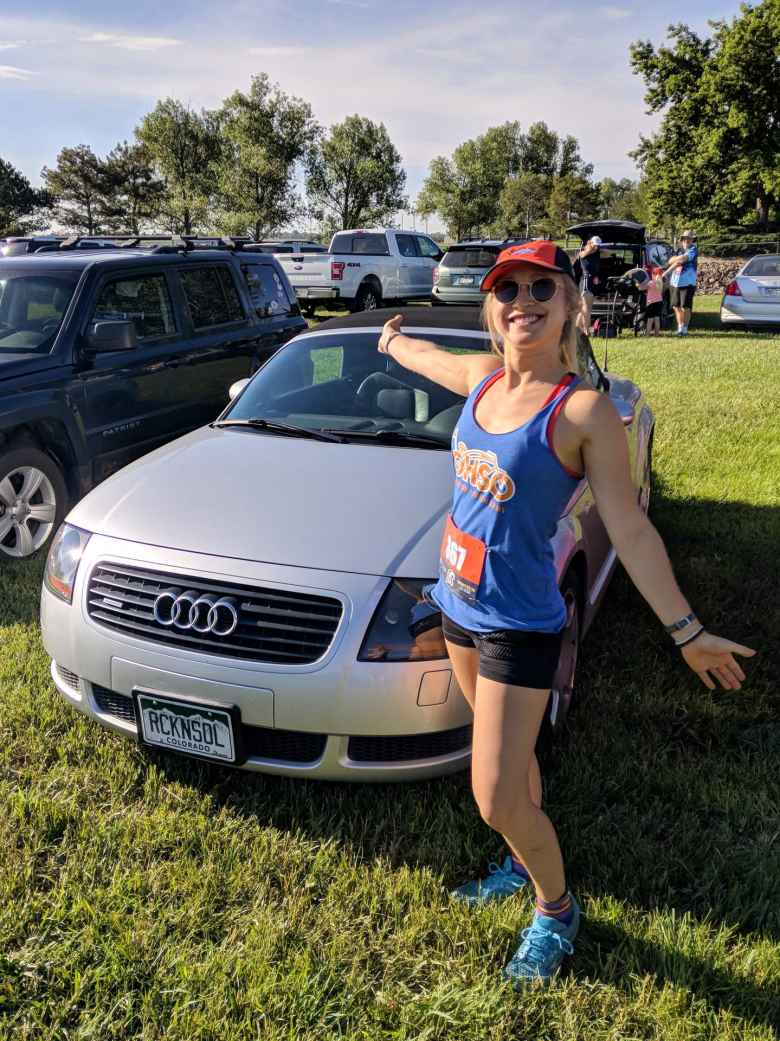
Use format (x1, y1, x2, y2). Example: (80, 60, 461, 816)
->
(470, 676, 565, 901)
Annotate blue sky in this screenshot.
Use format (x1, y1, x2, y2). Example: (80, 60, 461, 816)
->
(1, 0, 741, 215)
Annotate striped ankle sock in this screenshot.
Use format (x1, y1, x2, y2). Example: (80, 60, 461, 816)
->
(510, 857, 531, 881)
(536, 891, 574, 925)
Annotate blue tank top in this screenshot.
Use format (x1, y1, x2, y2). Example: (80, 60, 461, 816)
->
(430, 368, 583, 633)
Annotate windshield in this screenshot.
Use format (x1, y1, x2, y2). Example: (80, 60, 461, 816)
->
(744, 255, 780, 277)
(0, 270, 79, 353)
(224, 329, 493, 446)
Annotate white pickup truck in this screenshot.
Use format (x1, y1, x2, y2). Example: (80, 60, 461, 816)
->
(275, 228, 444, 313)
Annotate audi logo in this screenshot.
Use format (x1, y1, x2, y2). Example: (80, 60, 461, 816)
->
(153, 588, 239, 637)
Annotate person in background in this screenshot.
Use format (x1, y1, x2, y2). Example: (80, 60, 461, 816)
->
(662, 230, 698, 336)
(644, 264, 664, 336)
(575, 235, 607, 334)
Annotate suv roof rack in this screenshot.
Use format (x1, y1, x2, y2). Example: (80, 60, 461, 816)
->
(28, 234, 265, 255)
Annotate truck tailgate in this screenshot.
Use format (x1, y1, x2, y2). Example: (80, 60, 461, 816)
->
(277, 254, 332, 288)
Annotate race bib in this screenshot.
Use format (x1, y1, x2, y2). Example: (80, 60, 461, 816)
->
(439, 515, 486, 604)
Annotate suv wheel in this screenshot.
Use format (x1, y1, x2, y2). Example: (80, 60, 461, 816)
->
(0, 446, 67, 559)
(353, 282, 381, 312)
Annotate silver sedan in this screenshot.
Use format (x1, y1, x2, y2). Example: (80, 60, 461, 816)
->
(40, 308, 654, 782)
(720, 254, 780, 328)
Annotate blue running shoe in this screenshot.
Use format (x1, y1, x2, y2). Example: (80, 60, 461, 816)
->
(503, 896, 580, 985)
(451, 856, 528, 906)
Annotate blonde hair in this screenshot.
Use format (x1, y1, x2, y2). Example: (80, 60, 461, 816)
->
(482, 274, 581, 371)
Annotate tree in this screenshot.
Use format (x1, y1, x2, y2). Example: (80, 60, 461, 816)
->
(102, 142, 164, 233)
(416, 123, 523, 239)
(544, 174, 600, 237)
(498, 172, 549, 237)
(136, 100, 220, 234)
(631, 2, 780, 230)
(213, 74, 318, 239)
(305, 114, 406, 232)
(41, 145, 109, 234)
(597, 177, 650, 224)
(0, 158, 49, 234)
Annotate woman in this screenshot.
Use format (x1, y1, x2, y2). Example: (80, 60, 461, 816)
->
(377, 240, 754, 985)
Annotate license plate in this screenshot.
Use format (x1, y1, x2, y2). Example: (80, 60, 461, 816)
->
(454, 275, 476, 286)
(134, 690, 240, 763)
(760, 286, 780, 296)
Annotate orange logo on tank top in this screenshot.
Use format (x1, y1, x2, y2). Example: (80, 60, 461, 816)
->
(452, 441, 516, 503)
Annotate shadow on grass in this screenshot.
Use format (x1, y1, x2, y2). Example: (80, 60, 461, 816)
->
(0, 557, 45, 626)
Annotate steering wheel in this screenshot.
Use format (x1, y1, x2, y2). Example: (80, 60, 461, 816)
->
(355, 371, 415, 403)
(0, 321, 12, 334)
(41, 319, 61, 334)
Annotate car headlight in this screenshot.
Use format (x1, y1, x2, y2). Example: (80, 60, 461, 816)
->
(43, 524, 91, 603)
(358, 579, 447, 662)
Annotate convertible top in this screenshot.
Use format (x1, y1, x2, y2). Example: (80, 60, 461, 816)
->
(311, 306, 486, 335)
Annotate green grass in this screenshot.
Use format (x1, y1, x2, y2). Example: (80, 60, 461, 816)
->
(0, 297, 778, 1040)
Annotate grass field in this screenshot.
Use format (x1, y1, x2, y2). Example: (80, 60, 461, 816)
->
(0, 297, 778, 1040)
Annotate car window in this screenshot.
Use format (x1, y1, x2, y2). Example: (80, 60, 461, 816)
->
(180, 266, 245, 328)
(417, 236, 442, 259)
(241, 263, 293, 317)
(442, 248, 499, 268)
(744, 255, 780, 276)
(0, 272, 79, 353)
(300, 245, 327, 253)
(227, 331, 492, 444)
(331, 233, 390, 255)
(92, 273, 176, 341)
(396, 234, 419, 259)
(259, 244, 294, 253)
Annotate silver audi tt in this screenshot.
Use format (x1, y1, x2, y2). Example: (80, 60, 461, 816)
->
(40, 308, 654, 781)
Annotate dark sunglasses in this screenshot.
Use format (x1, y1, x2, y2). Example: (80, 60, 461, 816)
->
(493, 276, 559, 304)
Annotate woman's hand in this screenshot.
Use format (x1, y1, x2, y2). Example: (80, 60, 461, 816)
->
(680, 632, 756, 690)
(378, 314, 404, 354)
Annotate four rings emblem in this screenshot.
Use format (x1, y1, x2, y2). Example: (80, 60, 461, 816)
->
(153, 588, 240, 637)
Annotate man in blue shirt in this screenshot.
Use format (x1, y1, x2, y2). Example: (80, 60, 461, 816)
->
(662, 230, 698, 336)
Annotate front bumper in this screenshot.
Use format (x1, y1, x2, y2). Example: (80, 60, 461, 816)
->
(41, 534, 472, 781)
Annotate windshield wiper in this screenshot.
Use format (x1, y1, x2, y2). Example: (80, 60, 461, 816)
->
(212, 418, 345, 443)
(324, 428, 448, 449)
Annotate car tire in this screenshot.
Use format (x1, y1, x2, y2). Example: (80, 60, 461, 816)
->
(352, 282, 382, 312)
(0, 445, 67, 560)
(537, 569, 582, 759)
(639, 429, 654, 514)
(430, 295, 446, 307)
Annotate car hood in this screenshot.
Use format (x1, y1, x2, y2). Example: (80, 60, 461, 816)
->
(67, 426, 454, 577)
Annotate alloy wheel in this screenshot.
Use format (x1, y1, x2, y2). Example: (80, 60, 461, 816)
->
(0, 465, 58, 558)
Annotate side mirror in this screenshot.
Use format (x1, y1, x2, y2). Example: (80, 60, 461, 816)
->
(228, 377, 250, 401)
(87, 320, 137, 352)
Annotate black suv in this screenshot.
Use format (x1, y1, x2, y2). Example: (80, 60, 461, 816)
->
(0, 237, 306, 560)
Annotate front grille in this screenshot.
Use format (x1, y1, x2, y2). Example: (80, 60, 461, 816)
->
(87, 562, 342, 665)
(348, 725, 472, 763)
(56, 663, 81, 690)
(90, 686, 326, 763)
(92, 684, 137, 723)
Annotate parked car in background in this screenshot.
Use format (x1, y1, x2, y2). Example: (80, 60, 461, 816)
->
(41, 307, 654, 782)
(720, 254, 780, 329)
(431, 238, 530, 306)
(0, 236, 305, 560)
(567, 221, 674, 335)
(275, 228, 444, 314)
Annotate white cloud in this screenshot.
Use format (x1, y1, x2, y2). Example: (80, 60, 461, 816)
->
(79, 32, 182, 52)
(248, 46, 308, 57)
(0, 41, 23, 51)
(0, 64, 34, 79)
(598, 6, 631, 18)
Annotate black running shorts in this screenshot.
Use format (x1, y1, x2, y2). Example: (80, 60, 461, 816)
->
(670, 284, 696, 308)
(441, 613, 562, 690)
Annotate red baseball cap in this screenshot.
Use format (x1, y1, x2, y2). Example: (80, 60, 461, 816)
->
(480, 239, 575, 293)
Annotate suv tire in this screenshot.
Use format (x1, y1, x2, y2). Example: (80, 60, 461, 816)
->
(536, 568, 582, 760)
(0, 445, 67, 560)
